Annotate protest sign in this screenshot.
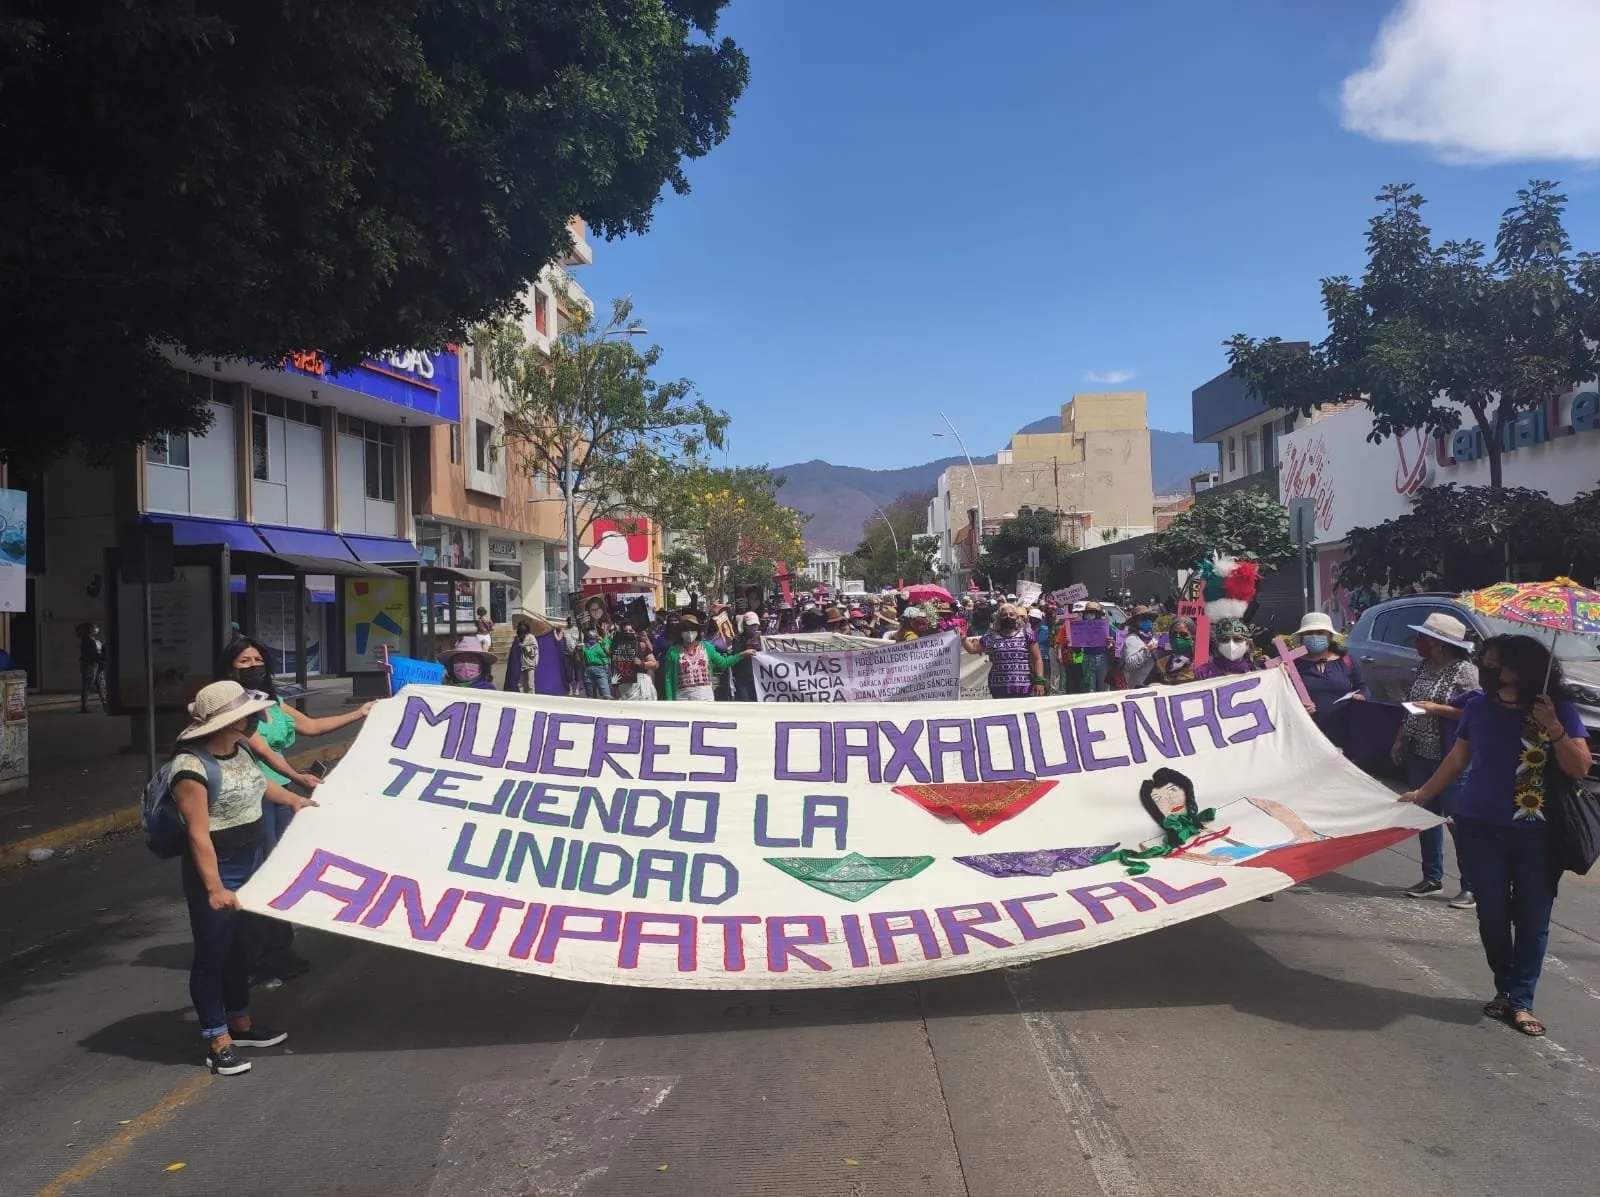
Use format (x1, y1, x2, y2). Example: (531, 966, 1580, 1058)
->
(753, 632, 961, 703)
(241, 670, 1440, 989)
(1049, 584, 1088, 606)
(1015, 581, 1042, 607)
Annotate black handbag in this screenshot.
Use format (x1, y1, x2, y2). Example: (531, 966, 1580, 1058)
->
(1545, 766, 1600, 877)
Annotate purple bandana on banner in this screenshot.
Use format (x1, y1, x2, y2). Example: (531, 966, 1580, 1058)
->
(954, 846, 1119, 878)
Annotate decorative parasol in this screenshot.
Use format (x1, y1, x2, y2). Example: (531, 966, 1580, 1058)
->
(905, 583, 953, 605)
(1460, 577, 1600, 686)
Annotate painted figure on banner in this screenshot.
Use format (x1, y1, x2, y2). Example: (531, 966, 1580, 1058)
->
(438, 637, 497, 690)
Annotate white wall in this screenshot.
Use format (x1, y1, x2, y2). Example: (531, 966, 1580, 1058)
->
(337, 435, 366, 532)
(145, 401, 236, 517)
(285, 423, 324, 526)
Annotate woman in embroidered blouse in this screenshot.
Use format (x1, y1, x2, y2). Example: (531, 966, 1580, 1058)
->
(1400, 635, 1591, 1038)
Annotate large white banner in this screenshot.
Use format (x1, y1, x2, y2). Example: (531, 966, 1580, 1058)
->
(241, 670, 1440, 989)
(753, 632, 961, 703)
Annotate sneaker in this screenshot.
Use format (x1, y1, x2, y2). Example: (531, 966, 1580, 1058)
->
(1404, 880, 1444, 898)
(206, 1043, 252, 1075)
(229, 1025, 288, 1049)
(1449, 890, 1476, 909)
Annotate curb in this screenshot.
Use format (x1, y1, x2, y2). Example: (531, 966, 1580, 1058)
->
(0, 741, 354, 872)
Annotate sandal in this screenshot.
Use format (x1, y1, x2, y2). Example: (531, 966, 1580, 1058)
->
(1483, 994, 1513, 1019)
(1511, 1009, 1546, 1037)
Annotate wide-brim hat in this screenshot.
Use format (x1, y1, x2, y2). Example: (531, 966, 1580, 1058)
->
(741, 611, 761, 628)
(677, 612, 701, 628)
(1129, 605, 1158, 621)
(1296, 611, 1336, 636)
(438, 636, 498, 666)
(178, 680, 277, 742)
(1410, 612, 1473, 651)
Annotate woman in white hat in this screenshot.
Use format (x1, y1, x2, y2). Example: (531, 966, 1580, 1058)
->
(1390, 612, 1480, 904)
(170, 681, 318, 1076)
(1293, 611, 1366, 736)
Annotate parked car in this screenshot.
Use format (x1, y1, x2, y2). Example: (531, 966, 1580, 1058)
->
(1345, 593, 1600, 782)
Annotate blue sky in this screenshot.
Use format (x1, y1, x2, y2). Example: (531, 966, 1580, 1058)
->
(582, 0, 1600, 470)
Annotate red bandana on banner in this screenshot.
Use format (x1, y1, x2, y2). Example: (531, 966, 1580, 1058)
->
(892, 780, 1058, 834)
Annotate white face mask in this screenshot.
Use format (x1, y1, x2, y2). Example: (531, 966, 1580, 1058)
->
(1218, 640, 1249, 662)
(681, 630, 699, 644)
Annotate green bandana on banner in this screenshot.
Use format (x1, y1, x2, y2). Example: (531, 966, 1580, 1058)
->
(1093, 809, 1219, 876)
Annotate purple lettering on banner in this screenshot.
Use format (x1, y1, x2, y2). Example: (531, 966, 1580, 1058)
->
(358, 876, 464, 941)
(1169, 690, 1227, 755)
(1134, 874, 1228, 904)
(383, 758, 434, 798)
(588, 718, 643, 779)
(1023, 711, 1080, 777)
(869, 909, 942, 964)
(802, 796, 848, 850)
(507, 902, 548, 958)
(457, 704, 517, 769)
(690, 855, 738, 905)
(753, 794, 800, 847)
(503, 710, 548, 774)
(461, 891, 526, 950)
(833, 723, 884, 784)
(539, 714, 592, 777)
(765, 916, 833, 972)
(936, 902, 1014, 954)
(774, 723, 833, 782)
(927, 719, 978, 783)
(633, 849, 687, 902)
(533, 905, 623, 965)
(578, 844, 632, 896)
(619, 912, 698, 971)
(879, 720, 932, 784)
(622, 788, 671, 838)
(641, 720, 688, 782)
(1001, 892, 1086, 940)
(689, 722, 738, 782)
(468, 779, 515, 817)
(974, 716, 1030, 781)
(840, 913, 871, 968)
(448, 823, 510, 880)
(573, 787, 624, 833)
(705, 914, 759, 971)
(504, 832, 564, 886)
(1215, 676, 1276, 744)
(560, 838, 585, 889)
(390, 695, 467, 756)
(523, 782, 575, 826)
(419, 768, 481, 810)
(1068, 881, 1159, 925)
(1071, 704, 1131, 771)
(268, 849, 386, 922)
(505, 780, 535, 820)
(669, 791, 719, 843)
(1122, 693, 1178, 764)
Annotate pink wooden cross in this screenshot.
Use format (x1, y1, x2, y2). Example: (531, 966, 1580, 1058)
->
(1265, 635, 1313, 708)
(1176, 599, 1210, 667)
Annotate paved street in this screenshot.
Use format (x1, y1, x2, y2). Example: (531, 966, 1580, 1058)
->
(2, 831, 1598, 1197)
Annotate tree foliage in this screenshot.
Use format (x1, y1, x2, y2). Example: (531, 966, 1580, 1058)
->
(0, 0, 748, 472)
(977, 509, 1074, 590)
(1148, 489, 1293, 571)
(846, 489, 936, 588)
(656, 465, 808, 602)
(1227, 181, 1600, 489)
(1338, 483, 1600, 592)
(490, 294, 727, 552)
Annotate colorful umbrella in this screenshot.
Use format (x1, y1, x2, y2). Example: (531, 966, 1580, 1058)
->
(1460, 577, 1600, 637)
(905, 583, 953, 605)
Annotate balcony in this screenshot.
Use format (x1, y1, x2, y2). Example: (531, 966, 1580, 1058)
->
(563, 217, 594, 268)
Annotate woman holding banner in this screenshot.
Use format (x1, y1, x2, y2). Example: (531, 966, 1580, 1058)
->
(964, 603, 1046, 698)
(661, 613, 754, 702)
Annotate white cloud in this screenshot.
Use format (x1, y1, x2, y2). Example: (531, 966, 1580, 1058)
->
(1084, 369, 1134, 384)
(1341, 0, 1600, 163)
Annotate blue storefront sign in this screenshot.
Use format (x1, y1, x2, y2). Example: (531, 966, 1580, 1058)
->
(283, 346, 461, 423)
(1445, 391, 1599, 465)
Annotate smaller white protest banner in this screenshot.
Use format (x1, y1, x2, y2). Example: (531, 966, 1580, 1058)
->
(1049, 584, 1088, 606)
(1015, 581, 1042, 607)
(753, 631, 961, 703)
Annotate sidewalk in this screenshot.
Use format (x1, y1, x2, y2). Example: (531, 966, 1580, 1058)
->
(0, 682, 367, 868)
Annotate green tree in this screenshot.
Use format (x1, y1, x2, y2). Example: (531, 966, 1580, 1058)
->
(490, 294, 728, 557)
(848, 489, 935, 588)
(1227, 181, 1600, 490)
(1148, 489, 1293, 571)
(1, 1, 748, 472)
(656, 465, 808, 601)
(977, 509, 1074, 590)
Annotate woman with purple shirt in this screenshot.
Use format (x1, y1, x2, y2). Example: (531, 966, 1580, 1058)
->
(1193, 618, 1259, 680)
(963, 603, 1046, 698)
(1400, 635, 1592, 1037)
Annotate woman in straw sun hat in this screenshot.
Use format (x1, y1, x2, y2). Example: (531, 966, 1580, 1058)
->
(170, 680, 319, 1076)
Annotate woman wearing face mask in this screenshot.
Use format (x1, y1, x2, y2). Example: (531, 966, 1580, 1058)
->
(661, 613, 754, 701)
(1153, 618, 1198, 685)
(1194, 618, 1259, 679)
(1121, 606, 1161, 688)
(579, 627, 612, 698)
(218, 638, 373, 985)
(438, 637, 498, 690)
(963, 603, 1047, 698)
(1292, 612, 1366, 739)
(1390, 613, 1479, 904)
(170, 680, 318, 1075)
(1400, 635, 1591, 1037)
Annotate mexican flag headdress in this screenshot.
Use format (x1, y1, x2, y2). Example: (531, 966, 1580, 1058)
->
(1195, 554, 1261, 637)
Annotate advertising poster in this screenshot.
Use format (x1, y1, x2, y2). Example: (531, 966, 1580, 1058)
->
(346, 576, 411, 670)
(0, 488, 25, 613)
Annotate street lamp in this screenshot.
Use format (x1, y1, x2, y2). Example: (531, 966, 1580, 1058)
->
(872, 506, 900, 556)
(933, 412, 984, 576)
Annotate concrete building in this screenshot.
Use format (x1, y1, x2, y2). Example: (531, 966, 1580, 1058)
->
(805, 549, 842, 591)
(928, 391, 1156, 587)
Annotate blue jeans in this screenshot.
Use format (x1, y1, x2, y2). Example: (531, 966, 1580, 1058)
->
(181, 841, 264, 1038)
(583, 664, 611, 698)
(1452, 818, 1555, 1010)
(1404, 750, 1467, 888)
(1082, 649, 1111, 692)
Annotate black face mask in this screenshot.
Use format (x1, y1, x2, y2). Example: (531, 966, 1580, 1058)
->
(997, 619, 1017, 634)
(236, 665, 271, 692)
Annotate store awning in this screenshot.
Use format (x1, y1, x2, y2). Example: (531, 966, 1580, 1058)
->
(423, 565, 509, 584)
(344, 534, 425, 566)
(257, 524, 358, 561)
(143, 513, 270, 553)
